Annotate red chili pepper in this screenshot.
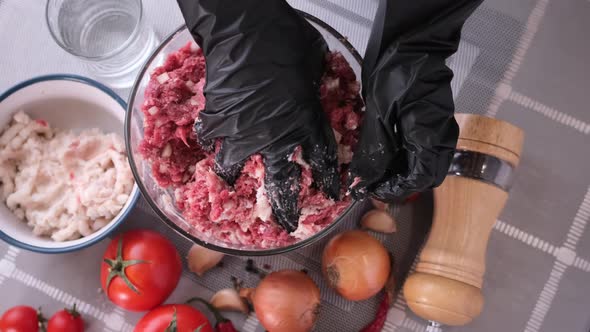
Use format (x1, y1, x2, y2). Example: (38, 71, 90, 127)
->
(215, 320, 238, 332)
(186, 298, 238, 332)
(403, 192, 420, 204)
(359, 292, 390, 332)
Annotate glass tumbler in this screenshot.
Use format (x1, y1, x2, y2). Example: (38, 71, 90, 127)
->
(46, 0, 159, 89)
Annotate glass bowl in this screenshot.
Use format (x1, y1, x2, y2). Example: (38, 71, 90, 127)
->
(125, 13, 362, 256)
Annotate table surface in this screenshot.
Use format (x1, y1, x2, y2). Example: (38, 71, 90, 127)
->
(1, 1, 590, 332)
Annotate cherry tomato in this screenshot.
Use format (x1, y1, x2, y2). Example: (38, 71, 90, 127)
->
(47, 304, 84, 332)
(134, 304, 214, 332)
(101, 229, 182, 311)
(0, 306, 42, 332)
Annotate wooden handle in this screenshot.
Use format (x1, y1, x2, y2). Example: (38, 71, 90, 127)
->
(404, 114, 524, 326)
(404, 272, 484, 326)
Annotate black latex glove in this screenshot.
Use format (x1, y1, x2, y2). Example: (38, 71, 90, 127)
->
(176, 0, 339, 232)
(348, 0, 483, 202)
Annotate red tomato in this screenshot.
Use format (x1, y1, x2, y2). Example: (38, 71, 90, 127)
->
(101, 229, 182, 311)
(134, 304, 214, 332)
(47, 305, 84, 332)
(0, 306, 41, 332)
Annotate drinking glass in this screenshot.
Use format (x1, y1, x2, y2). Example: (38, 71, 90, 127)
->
(46, 0, 159, 89)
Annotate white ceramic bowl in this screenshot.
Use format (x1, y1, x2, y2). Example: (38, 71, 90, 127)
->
(0, 75, 140, 253)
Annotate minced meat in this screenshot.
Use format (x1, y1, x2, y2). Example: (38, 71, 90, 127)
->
(139, 43, 363, 248)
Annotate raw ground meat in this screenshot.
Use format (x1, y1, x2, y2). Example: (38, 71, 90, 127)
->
(139, 43, 364, 248)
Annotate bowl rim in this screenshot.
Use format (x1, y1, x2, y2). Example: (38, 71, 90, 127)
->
(125, 12, 362, 256)
(0, 74, 140, 253)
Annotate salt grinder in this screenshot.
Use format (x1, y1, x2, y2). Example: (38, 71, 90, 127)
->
(403, 114, 524, 330)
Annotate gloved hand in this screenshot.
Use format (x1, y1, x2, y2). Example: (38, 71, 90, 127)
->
(176, 0, 339, 232)
(349, 0, 483, 202)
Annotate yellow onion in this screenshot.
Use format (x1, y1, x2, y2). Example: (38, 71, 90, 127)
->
(252, 270, 320, 332)
(322, 230, 390, 301)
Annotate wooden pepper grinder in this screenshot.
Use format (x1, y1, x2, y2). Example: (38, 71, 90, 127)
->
(403, 114, 524, 330)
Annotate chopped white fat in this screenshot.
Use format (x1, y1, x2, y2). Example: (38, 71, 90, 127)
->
(337, 145, 353, 164)
(157, 72, 170, 84)
(289, 148, 310, 169)
(0, 112, 134, 242)
(333, 130, 342, 144)
(299, 199, 334, 221)
(346, 122, 357, 130)
(290, 222, 321, 240)
(161, 143, 172, 158)
(291, 197, 335, 239)
(326, 77, 340, 91)
(148, 106, 159, 115)
(214, 200, 235, 222)
(159, 163, 168, 172)
(253, 166, 264, 179)
(252, 185, 272, 222)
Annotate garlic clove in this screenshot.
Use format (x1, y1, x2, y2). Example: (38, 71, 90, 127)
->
(239, 287, 255, 302)
(370, 198, 389, 211)
(187, 244, 224, 277)
(361, 209, 397, 233)
(210, 288, 250, 314)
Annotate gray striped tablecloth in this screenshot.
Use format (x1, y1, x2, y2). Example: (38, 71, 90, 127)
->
(1, 0, 589, 331)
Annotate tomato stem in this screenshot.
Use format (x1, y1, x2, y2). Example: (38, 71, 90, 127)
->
(66, 303, 80, 318)
(103, 237, 148, 293)
(164, 307, 178, 332)
(37, 307, 47, 332)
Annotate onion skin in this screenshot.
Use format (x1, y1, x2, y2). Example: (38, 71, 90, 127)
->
(252, 270, 320, 332)
(322, 230, 391, 301)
